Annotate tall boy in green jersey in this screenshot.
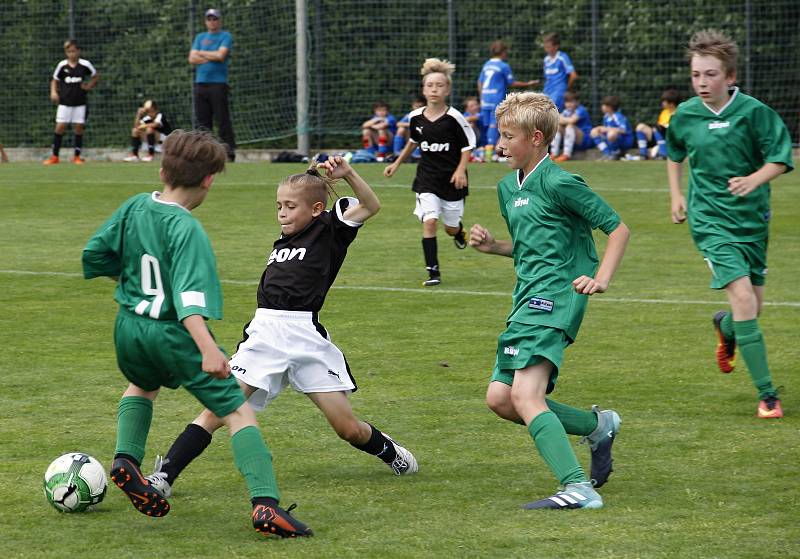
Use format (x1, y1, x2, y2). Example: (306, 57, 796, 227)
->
(470, 92, 630, 510)
(82, 130, 311, 537)
(667, 30, 793, 419)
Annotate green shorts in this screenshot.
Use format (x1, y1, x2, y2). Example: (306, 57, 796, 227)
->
(702, 240, 767, 289)
(490, 322, 569, 394)
(114, 309, 245, 418)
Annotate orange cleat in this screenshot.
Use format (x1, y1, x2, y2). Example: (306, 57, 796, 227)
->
(72, 155, 85, 165)
(554, 154, 571, 162)
(252, 502, 313, 538)
(757, 396, 783, 419)
(712, 311, 736, 373)
(42, 155, 59, 165)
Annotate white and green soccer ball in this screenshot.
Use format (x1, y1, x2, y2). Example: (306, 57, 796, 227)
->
(44, 452, 107, 513)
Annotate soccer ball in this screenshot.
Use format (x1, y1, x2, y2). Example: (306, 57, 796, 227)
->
(44, 452, 108, 513)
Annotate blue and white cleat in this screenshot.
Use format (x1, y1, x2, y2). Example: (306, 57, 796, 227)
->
(522, 481, 603, 510)
(584, 405, 621, 488)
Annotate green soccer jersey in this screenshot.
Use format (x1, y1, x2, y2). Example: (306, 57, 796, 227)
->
(667, 88, 794, 250)
(498, 156, 621, 341)
(82, 191, 223, 321)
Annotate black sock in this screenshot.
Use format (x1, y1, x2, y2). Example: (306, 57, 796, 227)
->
(160, 423, 213, 483)
(252, 496, 280, 507)
(113, 453, 140, 468)
(74, 134, 83, 156)
(350, 423, 397, 464)
(422, 237, 439, 276)
(147, 134, 155, 155)
(131, 136, 141, 156)
(52, 133, 63, 156)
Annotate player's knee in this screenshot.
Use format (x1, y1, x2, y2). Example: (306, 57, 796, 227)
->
(590, 128, 599, 137)
(332, 419, 363, 443)
(607, 130, 619, 141)
(636, 123, 647, 132)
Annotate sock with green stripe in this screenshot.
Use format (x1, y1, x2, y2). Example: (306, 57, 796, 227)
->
(528, 411, 587, 486)
(733, 319, 776, 399)
(546, 399, 598, 436)
(115, 396, 153, 465)
(231, 425, 280, 501)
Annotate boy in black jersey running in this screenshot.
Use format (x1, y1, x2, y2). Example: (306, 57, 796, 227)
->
(385, 58, 476, 286)
(146, 156, 418, 520)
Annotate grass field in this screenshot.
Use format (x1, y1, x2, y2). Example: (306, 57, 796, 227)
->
(1, 159, 798, 558)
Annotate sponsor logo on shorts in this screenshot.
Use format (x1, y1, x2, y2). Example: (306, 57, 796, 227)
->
(268, 247, 307, 266)
(529, 297, 554, 312)
(327, 369, 342, 382)
(708, 121, 730, 130)
(514, 198, 529, 207)
(231, 365, 247, 374)
(503, 346, 519, 356)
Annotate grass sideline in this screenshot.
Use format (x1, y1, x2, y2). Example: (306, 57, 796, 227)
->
(1, 160, 798, 558)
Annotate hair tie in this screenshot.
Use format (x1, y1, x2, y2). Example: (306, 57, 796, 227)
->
(306, 168, 321, 177)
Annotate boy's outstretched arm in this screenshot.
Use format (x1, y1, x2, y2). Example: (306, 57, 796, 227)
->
(183, 314, 230, 379)
(319, 156, 381, 223)
(384, 139, 416, 177)
(469, 223, 513, 257)
(572, 222, 630, 295)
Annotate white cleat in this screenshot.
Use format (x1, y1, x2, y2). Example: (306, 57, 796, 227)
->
(384, 435, 418, 475)
(145, 454, 173, 498)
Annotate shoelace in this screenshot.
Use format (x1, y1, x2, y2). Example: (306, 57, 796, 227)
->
(148, 471, 168, 485)
(285, 503, 298, 514)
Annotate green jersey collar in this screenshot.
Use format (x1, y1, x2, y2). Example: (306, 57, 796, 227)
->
(516, 153, 551, 189)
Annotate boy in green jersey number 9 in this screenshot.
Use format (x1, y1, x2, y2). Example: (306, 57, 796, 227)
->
(666, 30, 793, 419)
(470, 92, 630, 510)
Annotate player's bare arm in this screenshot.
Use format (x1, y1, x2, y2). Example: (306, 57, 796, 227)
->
(319, 156, 381, 223)
(183, 314, 230, 379)
(50, 79, 59, 103)
(469, 223, 513, 257)
(572, 221, 630, 295)
(450, 150, 471, 188)
(728, 162, 787, 197)
(81, 73, 99, 91)
(667, 159, 687, 223)
(384, 139, 416, 177)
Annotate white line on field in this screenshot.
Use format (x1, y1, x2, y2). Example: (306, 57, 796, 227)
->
(2, 269, 799, 308)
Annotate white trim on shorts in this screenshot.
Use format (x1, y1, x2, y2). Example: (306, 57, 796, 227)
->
(230, 308, 355, 412)
(413, 192, 464, 228)
(56, 105, 87, 124)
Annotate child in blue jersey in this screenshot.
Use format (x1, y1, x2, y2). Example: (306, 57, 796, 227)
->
(393, 96, 426, 161)
(634, 89, 680, 160)
(477, 40, 538, 162)
(362, 101, 397, 162)
(590, 95, 634, 160)
(550, 90, 593, 162)
(462, 96, 485, 159)
(542, 33, 578, 111)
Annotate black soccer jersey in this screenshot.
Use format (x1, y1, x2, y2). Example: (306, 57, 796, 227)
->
(408, 106, 476, 201)
(52, 59, 97, 106)
(256, 197, 361, 312)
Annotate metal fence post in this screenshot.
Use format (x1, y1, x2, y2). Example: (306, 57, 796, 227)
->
(296, 0, 310, 156)
(314, 0, 323, 150)
(448, 0, 456, 103)
(189, 0, 197, 128)
(590, 0, 599, 122)
(745, 0, 753, 93)
(68, 0, 75, 39)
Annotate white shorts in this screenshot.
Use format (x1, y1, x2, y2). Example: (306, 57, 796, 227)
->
(413, 192, 464, 228)
(230, 309, 356, 412)
(55, 105, 87, 124)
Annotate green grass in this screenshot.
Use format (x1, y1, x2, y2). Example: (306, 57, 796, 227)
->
(1, 159, 798, 558)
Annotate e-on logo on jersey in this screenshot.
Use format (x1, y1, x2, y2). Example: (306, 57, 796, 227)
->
(420, 141, 450, 152)
(267, 247, 307, 266)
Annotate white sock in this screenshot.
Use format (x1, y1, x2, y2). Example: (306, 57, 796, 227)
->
(550, 130, 562, 156)
(564, 127, 576, 157)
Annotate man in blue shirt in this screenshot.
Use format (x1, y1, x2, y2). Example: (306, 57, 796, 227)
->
(542, 33, 578, 111)
(477, 41, 538, 162)
(189, 8, 235, 161)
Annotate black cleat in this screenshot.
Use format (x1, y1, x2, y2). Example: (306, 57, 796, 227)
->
(110, 456, 170, 517)
(453, 229, 467, 250)
(252, 503, 313, 538)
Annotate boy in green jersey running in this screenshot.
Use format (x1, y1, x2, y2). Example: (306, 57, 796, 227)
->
(82, 130, 311, 537)
(470, 92, 630, 510)
(666, 30, 793, 419)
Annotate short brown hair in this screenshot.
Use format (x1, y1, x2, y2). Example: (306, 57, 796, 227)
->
(63, 39, 80, 50)
(495, 92, 559, 143)
(687, 29, 738, 76)
(161, 130, 227, 188)
(601, 95, 621, 111)
(489, 40, 508, 57)
(564, 90, 580, 103)
(660, 88, 681, 105)
(543, 32, 560, 46)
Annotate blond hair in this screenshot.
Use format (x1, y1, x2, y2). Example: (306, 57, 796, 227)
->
(420, 58, 455, 85)
(495, 92, 559, 143)
(687, 29, 738, 76)
(279, 165, 339, 207)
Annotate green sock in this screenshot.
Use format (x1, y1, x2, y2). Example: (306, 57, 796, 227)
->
(546, 399, 598, 436)
(733, 319, 775, 400)
(231, 426, 280, 502)
(720, 311, 735, 340)
(528, 411, 587, 486)
(115, 396, 153, 464)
